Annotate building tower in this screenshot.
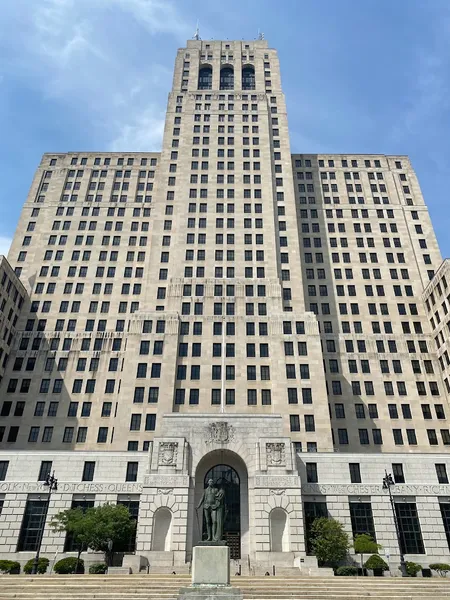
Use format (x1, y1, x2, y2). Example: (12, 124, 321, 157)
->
(0, 39, 449, 570)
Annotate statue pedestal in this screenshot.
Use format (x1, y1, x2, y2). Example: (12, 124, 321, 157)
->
(178, 545, 243, 600)
(196, 541, 227, 548)
(192, 545, 229, 585)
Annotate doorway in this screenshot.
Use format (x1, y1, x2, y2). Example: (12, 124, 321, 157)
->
(193, 450, 248, 560)
(203, 464, 240, 559)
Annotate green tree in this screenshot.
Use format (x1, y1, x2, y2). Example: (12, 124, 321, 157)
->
(353, 534, 381, 570)
(51, 503, 136, 565)
(81, 503, 136, 564)
(364, 554, 389, 572)
(50, 506, 89, 566)
(310, 517, 350, 568)
(429, 563, 450, 577)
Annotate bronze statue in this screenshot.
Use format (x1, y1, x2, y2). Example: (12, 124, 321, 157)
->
(197, 479, 226, 542)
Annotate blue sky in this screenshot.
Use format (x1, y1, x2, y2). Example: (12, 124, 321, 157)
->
(1, 0, 450, 256)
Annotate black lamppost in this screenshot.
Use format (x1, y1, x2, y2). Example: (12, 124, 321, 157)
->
(382, 470, 407, 577)
(31, 471, 58, 575)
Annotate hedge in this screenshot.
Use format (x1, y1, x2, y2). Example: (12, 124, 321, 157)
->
(23, 557, 50, 574)
(363, 555, 389, 571)
(0, 560, 20, 574)
(89, 562, 108, 574)
(335, 566, 358, 576)
(53, 557, 85, 574)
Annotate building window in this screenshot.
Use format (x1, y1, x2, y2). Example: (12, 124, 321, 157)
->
(350, 502, 376, 539)
(440, 502, 450, 550)
(38, 461, 52, 482)
(0, 461, 9, 481)
(306, 463, 318, 483)
(126, 462, 138, 482)
(64, 499, 95, 550)
(395, 502, 425, 554)
(436, 464, 449, 484)
(304, 502, 328, 555)
(17, 499, 48, 551)
(349, 463, 361, 483)
(198, 66, 212, 90)
(242, 65, 255, 90)
(82, 461, 95, 482)
(220, 66, 234, 90)
(392, 463, 405, 483)
(145, 414, 156, 431)
(290, 414, 300, 431)
(97, 427, 108, 443)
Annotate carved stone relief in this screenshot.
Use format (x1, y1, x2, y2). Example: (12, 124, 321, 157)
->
(158, 442, 178, 466)
(266, 442, 286, 466)
(205, 422, 235, 445)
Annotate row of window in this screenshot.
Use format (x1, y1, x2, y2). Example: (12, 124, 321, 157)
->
(13, 496, 445, 557)
(331, 402, 446, 421)
(197, 65, 256, 91)
(0, 424, 119, 444)
(54, 206, 149, 217)
(5, 375, 117, 395)
(325, 425, 450, 446)
(304, 499, 437, 556)
(52, 156, 157, 167)
(327, 379, 439, 397)
(0, 456, 446, 488)
(37, 193, 153, 204)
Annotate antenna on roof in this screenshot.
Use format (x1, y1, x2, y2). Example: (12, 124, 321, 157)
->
(258, 29, 265, 40)
(193, 21, 201, 40)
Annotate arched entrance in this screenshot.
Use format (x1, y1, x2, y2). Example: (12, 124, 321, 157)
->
(270, 508, 290, 552)
(152, 507, 172, 551)
(203, 464, 240, 558)
(193, 450, 248, 560)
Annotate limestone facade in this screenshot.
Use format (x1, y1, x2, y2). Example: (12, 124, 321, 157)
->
(0, 38, 449, 570)
(0, 256, 26, 383)
(0, 414, 449, 569)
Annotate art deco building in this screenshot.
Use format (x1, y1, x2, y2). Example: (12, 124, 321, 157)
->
(0, 38, 449, 572)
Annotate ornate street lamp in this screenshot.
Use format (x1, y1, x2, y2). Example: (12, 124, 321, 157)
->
(382, 470, 407, 577)
(31, 471, 58, 575)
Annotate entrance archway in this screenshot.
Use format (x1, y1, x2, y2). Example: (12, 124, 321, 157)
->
(270, 508, 290, 552)
(193, 450, 248, 560)
(203, 464, 240, 558)
(152, 507, 172, 551)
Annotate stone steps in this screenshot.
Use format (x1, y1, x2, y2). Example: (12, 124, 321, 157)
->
(0, 575, 448, 600)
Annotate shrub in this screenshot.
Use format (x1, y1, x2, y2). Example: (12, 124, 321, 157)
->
(404, 561, 422, 577)
(310, 517, 350, 567)
(0, 560, 20, 574)
(353, 534, 381, 555)
(335, 566, 358, 576)
(429, 563, 450, 577)
(54, 557, 84, 574)
(23, 557, 49, 574)
(364, 555, 389, 572)
(89, 562, 108, 574)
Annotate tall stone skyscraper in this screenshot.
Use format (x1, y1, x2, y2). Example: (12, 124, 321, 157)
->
(0, 39, 449, 570)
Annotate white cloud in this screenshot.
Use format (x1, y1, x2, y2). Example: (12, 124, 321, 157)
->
(0, 236, 12, 257)
(0, 0, 192, 150)
(388, 11, 450, 147)
(109, 105, 166, 151)
(114, 0, 190, 36)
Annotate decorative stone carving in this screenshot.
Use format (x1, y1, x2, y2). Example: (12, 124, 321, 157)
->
(266, 442, 286, 466)
(270, 489, 286, 496)
(157, 488, 173, 495)
(205, 422, 235, 445)
(301, 483, 450, 496)
(158, 442, 178, 466)
(144, 475, 189, 487)
(255, 475, 300, 488)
